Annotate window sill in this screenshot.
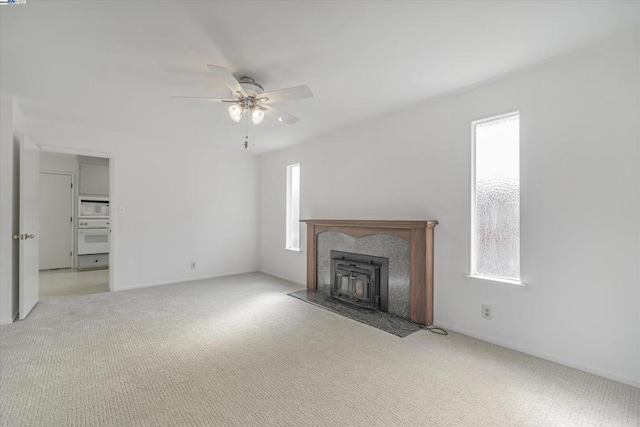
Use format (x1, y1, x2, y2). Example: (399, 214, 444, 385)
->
(285, 248, 302, 253)
(464, 274, 527, 289)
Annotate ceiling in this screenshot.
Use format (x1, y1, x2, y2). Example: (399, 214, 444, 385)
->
(1, 1, 638, 153)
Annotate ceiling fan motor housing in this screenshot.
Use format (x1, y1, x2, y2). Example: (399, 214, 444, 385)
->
(238, 76, 264, 97)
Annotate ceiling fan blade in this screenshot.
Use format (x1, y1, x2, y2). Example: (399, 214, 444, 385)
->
(206, 65, 247, 98)
(263, 105, 300, 125)
(256, 85, 313, 105)
(170, 96, 235, 102)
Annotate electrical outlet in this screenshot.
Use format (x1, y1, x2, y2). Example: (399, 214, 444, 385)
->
(190, 262, 196, 270)
(482, 304, 493, 320)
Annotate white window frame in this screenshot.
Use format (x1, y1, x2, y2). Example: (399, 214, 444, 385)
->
(285, 162, 301, 252)
(467, 111, 524, 287)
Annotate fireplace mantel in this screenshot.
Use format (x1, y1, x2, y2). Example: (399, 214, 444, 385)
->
(301, 219, 438, 325)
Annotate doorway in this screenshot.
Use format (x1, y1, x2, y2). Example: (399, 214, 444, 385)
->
(38, 151, 111, 300)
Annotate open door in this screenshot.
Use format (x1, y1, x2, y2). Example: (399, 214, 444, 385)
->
(16, 136, 40, 319)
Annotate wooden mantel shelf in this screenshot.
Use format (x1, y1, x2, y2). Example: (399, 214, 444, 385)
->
(301, 219, 438, 326)
(301, 219, 438, 228)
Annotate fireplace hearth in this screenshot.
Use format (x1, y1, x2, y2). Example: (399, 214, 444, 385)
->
(330, 251, 388, 312)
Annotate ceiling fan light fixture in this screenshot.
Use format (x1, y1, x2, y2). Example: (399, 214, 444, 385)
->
(228, 104, 244, 122)
(174, 65, 313, 147)
(251, 107, 265, 125)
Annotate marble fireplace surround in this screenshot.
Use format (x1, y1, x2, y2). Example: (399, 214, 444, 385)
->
(301, 220, 438, 326)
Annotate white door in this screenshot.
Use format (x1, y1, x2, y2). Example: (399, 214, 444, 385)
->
(39, 173, 73, 270)
(18, 136, 40, 320)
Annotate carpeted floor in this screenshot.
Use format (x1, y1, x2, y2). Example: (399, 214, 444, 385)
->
(1, 272, 638, 426)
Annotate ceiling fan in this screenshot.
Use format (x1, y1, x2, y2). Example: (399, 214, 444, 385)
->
(172, 65, 313, 127)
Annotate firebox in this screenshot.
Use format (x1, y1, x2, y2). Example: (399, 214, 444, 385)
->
(329, 251, 389, 312)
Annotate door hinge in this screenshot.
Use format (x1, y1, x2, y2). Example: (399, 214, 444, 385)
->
(70, 216, 73, 223)
(71, 183, 73, 188)
(70, 251, 72, 257)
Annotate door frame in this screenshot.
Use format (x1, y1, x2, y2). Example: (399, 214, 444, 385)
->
(38, 145, 115, 292)
(39, 171, 75, 269)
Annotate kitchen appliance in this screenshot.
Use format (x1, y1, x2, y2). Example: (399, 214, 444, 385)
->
(79, 196, 109, 218)
(77, 219, 110, 255)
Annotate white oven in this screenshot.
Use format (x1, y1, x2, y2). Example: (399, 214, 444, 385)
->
(79, 197, 109, 218)
(78, 219, 110, 255)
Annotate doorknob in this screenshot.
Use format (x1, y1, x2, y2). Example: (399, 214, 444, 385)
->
(12, 234, 35, 240)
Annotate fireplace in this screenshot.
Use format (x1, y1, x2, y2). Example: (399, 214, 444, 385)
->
(330, 251, 389, 312)
(301, 219, 438, 325)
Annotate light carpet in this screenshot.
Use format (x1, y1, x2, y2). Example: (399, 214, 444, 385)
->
(1, 273, 638, 426)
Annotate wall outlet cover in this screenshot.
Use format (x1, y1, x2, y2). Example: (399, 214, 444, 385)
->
(482, 304, 493, 320)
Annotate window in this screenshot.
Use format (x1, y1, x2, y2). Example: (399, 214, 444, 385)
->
(285, 163, 301, 251)
(471, 112, 520, 282)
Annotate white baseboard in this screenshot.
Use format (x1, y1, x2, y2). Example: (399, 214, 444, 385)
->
(0, 312, 18, 326)
(435, 321, 640, 389)
(113, 270, 259, 292)
(258, 269, 304, 287)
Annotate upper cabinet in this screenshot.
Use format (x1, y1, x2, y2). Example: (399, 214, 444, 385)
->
(78, 156, 109, 196)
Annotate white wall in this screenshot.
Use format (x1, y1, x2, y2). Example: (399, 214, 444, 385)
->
(2, 116, 260, 296)
(259, 40, 640, 387)
(0, 95, 15, 324)
(77, 156, 109, 196)
(40, 151, 79, 176)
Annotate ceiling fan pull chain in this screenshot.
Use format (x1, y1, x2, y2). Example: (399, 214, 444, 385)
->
(244, 111, 249, 149)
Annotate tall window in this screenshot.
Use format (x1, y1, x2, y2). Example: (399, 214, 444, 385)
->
(471, 112, 520, 282)
(286, 163, 301, 251)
